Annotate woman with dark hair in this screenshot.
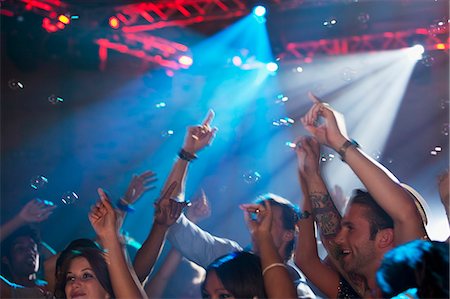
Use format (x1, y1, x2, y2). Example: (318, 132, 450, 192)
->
(53, 243, 113, 299)
(53, 188, 149, 299)
(376, 240, 449, 299)
(200, 200, 297, 299)
(202, 251, 266, 299)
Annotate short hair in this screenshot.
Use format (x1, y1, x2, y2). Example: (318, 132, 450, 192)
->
(376, 240, 449, 298)
(1, 225, 40, 259)
(254, 193, 300, 259)
(0, 225, 41, 280)
(348, 189, 393, 240)
(54, 240, 113, 299)
(203, 251, 266, 299)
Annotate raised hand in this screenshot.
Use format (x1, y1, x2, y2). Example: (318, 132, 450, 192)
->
(240, 200, 272, 237)
(185, 189, 211, 223)
(154, 182, 188, 227)
(123, 170, 157, 205)
(182, 110, 218, 154)
(294, 136, 321, 177)
(19, 198, 56, 223)
(89, 188, 117, 240)
(300, 92, 349, 150)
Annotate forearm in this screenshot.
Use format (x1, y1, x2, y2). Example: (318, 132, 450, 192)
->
(0, 216, 26, 242)
(295, 173, 321, 264)
(133, 224, 169, 282)
(102, 235, 147, 299)
(145, 248, 182, 299)
(167, 214, 242, 267)
(256, 233, 297, 299)
(296, 173, 341, 298)
(161, 157, 189, 201)
(341, 146, 425, 240)
(305, 173, 341, 238)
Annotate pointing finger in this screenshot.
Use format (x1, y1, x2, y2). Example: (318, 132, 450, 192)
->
(201, 109, 215, 127)
(308, 91, 323, 104)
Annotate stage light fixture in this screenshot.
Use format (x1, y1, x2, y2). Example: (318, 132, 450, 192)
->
(266, 62, 278, 72)
(253, 5, 266, 17)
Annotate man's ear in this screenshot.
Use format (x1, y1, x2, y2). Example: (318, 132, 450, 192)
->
(376, 228, 394, 249)
(283, 230, 295, 242)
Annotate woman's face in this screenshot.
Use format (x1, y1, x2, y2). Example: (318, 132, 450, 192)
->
(64, 257, 110, 299)
(202, 270, 235, 299)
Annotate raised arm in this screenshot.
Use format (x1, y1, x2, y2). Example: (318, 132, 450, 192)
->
(133, 182, 187, 283)
(116, 170, 157, 229)
(241, 201, 297, 299)
(144, 190, 211, 298)
(301, 92, 426, 244)
(294, 136, 342, 298)
(1, 199, 56, 242)
(89, 188, 148, 299)
(160, 110, 217, 200)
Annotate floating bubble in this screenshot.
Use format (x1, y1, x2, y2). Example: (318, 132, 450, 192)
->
(273, 117, 294, 127)
(155, 102, 166, 108)
(8, 79, 24, 90)
(341, 67, 357, 82)
(61, 191, 79, 204)
(48, 94, 64, 104)
(357, 12, 370, 24)
(323, 17, 337, 27)
(286, 141, 296, 148)
(372, 151, 381, 160)
(243, 170, 261, 184)
(30, 175, 48, 190)
(387, 158, 394, 164)
(440, 98, 449, 110)
(442, 123, 449, 136)
(161, 130, 174, 137)
(428, 18, 448, 36)
(295, 66, 304, 73)
(275, 94, 289, 104)
(421, 54, 435, 67)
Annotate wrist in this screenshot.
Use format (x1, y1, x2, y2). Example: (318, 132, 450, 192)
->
(337, 139, 360, 161)
(178, 148, 197, 162)
(330, 135, 348, 152)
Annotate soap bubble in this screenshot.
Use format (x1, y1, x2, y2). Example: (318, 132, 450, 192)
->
(61, 191, 79, 204)
(48, 95, 64, 104)
(8, 79, 24, 90)
(30, 175, 48, 190)
(243, 170, 261, 184)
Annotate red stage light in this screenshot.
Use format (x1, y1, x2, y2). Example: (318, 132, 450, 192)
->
(109, 16, 120, 29)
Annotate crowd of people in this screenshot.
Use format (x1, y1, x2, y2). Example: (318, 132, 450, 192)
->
(1, 93, 448, 299)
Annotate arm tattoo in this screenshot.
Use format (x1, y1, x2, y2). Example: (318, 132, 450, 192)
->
(309, 192, 341, 236)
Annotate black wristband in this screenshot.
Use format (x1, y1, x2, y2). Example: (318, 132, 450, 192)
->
(178, 149, 198, 161)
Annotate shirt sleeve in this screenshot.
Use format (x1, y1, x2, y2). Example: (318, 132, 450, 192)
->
(167, 214, 243, 268)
